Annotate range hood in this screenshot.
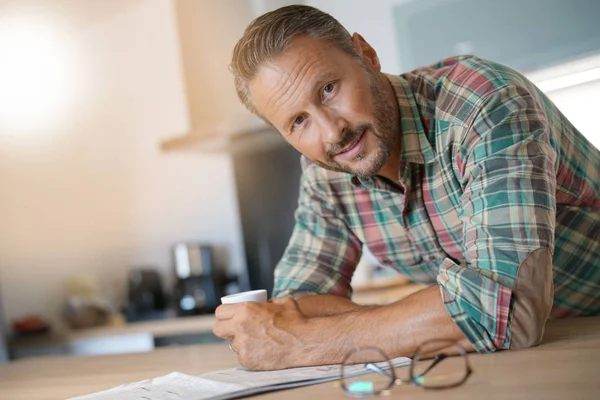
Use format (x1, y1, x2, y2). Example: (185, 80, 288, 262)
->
(158, 0, 294, 155)
(160, 120, 287, 155)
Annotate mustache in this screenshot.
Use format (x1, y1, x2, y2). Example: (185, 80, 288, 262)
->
(326, 124, 371, 160)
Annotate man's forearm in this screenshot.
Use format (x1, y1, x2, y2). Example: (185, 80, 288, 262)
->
(295, 294, 374, 317)
(294, 286, 473, 366)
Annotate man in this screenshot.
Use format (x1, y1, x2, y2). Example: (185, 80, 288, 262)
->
(213, 5, 600, 370)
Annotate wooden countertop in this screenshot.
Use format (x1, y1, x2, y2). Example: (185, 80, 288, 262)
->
(1, 317, 599, 400)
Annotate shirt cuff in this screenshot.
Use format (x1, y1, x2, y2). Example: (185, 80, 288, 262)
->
(437, 258, 512, 353)
(436, 249, 554, 353)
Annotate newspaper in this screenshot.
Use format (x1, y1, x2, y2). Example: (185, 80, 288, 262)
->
(70, 357, 411, 400)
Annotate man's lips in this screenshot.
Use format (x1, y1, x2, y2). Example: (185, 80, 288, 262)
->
(335, 130, 367, 160)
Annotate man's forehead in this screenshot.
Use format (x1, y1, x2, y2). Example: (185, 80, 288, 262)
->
(273, 35, 335, 66)
(249, 37, 343, 116)
(252, 37, 331, 88)
(248, 62, 299, 121)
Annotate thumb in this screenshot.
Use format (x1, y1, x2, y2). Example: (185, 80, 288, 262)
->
(270, 296, 299, 309)
(269, 296, 287, 304)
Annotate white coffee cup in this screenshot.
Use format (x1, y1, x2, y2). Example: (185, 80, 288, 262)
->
(221, 289, 268, 304)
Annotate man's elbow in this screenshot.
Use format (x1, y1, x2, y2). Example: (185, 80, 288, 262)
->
(509, 248, 555, 350)
(509, 325, 546, 350)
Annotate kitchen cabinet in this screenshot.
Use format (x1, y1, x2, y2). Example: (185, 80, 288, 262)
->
(0, 287, 8, 363)
(393, 0, 600, 73)
(0, 313, 7, 363)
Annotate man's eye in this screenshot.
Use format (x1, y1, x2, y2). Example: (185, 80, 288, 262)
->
(323, 82, 335, 96)
(294, 115, 306, 126)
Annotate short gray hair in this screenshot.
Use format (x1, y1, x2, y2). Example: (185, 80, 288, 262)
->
(230, 5, 356, 116)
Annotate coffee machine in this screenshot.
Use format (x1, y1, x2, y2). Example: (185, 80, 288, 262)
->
(125, 268, 167, 322)
(171, 243, 228, 316)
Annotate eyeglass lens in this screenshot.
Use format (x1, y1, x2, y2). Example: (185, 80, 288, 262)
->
(411, 339, 470, 389)
(341, 347, 395, 397)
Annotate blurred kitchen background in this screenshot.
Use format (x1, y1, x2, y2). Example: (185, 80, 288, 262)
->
(0, 0, 598, 362)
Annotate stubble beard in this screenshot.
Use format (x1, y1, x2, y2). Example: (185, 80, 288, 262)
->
(315, 67, 396, 179)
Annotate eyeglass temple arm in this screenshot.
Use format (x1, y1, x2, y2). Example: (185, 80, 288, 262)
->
(364, 353, 450, 380)
(415, 353, 448, 378)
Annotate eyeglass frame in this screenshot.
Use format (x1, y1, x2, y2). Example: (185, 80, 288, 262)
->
(339, 339, 473, 397)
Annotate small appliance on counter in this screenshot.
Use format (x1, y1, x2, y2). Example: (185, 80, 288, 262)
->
(171, 243, 230, 316)
(125, 268, 168, 322)
(61, 275, 111, 329)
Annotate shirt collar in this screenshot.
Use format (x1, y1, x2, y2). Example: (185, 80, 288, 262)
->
(386, 73, 437, 165)
(350, 73, 437, 189)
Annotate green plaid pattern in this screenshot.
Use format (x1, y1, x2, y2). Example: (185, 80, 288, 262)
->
(273, 56, 600, 353)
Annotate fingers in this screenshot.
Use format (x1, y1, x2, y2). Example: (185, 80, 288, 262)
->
(270, 296, 286, 304)
(213, 318, 237, 339)
(270, 296, 298, 308)
(215, 304, 241, 320)
(213, 302, 260, 339)
(213, 305, 245, 338)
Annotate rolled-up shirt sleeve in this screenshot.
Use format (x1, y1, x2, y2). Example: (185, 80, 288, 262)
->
(438, 84, 556, 353)
(273, 160, 363, 299)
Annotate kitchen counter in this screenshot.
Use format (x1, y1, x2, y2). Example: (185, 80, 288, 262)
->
(24, 314, 215, 343)
(1, 317, 599, 400)
(8, 314, 218, 359)
(9, 280, 425, 359)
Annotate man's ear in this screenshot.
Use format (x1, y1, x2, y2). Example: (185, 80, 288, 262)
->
(351, 32, 381, 72)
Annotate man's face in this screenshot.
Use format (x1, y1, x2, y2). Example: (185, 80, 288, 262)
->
(248, 35, 397, 178)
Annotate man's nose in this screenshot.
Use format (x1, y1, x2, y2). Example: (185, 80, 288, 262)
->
(315, 109, 347, 145)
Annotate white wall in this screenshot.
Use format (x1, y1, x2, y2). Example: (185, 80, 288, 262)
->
(542, 80, 600, 149)
(306, 0, 412, 73)
(0, 0, 247, 328)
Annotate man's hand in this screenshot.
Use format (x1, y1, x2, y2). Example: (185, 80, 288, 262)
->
(213, 297, 317, 370)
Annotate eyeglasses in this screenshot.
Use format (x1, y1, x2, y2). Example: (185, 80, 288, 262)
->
(338, 339, 472, 397)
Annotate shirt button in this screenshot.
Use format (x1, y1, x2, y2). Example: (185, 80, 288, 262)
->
(429, 256, 437, 262)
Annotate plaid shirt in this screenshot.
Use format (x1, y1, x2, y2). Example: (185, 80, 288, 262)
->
(273, 55, 600, 353)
